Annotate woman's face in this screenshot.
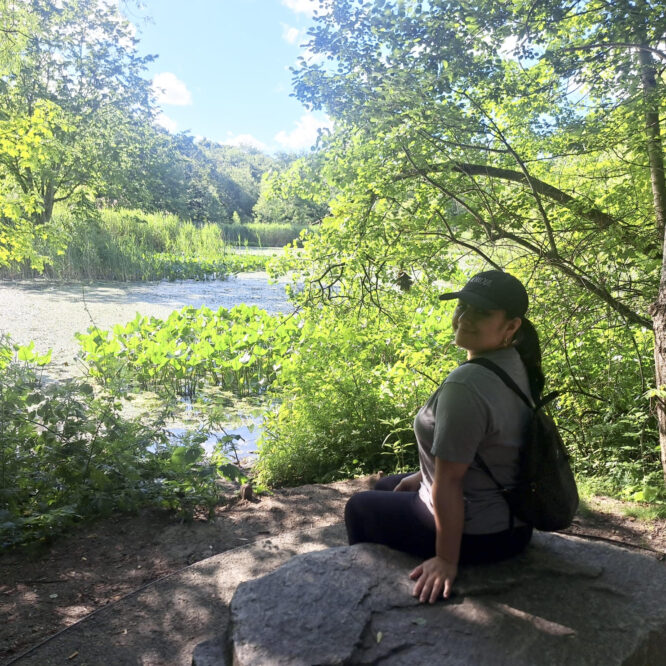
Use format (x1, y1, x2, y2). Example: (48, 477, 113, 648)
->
(452, 300, 522, 357)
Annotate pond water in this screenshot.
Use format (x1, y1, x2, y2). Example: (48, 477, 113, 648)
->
(0, 271, 293, 373)
(0, 271, 293, 459)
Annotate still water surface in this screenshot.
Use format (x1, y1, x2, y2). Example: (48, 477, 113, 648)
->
(0, 271, 293, 458)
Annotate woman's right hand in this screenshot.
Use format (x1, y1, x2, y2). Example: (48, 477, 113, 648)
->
(393, 472, 422, 492)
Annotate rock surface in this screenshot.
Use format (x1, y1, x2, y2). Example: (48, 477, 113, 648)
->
(219, 533, 666, 666)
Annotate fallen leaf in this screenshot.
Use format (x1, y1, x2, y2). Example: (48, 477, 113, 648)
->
(376, 631, 383, 644)
(67, 651, 79, 660)
(49, 594, 58, 599)
(411, 617, 427, 626)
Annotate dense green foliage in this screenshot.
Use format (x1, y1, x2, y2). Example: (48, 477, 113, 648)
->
(0, 0, 155, 267)
(77, 304, 300, 399)
(255, 298, 460, 485)
(0, 335, 245, 548)
(0, 1, 320, 274)
(256, 0, 666, 487)
(0, 208, 271, 281)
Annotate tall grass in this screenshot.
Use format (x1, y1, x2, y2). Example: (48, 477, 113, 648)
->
(218, 222, 306, 247)
(0, 208, 278, 281)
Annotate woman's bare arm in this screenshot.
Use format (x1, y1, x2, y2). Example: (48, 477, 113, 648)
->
(410, 458, 468, 603)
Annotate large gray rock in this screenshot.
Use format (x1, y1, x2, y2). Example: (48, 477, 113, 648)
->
(224, 533, 666, 666)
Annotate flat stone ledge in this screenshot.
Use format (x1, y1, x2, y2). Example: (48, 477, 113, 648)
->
(201, 532, 666, 666)
(10, 523, 349, 666)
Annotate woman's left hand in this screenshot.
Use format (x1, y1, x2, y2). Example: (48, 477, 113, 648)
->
(409, 556, 457, 603)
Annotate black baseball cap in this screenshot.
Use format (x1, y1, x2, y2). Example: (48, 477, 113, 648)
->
(439, 270, 528, 317)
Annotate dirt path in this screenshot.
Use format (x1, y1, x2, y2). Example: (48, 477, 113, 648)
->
(0, 477, 373, 663)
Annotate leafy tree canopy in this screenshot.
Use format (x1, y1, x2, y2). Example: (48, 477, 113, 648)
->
(0, 0, 155, 266)
(277, 0, 666, 479)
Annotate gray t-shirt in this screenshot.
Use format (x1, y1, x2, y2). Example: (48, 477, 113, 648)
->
(415, 347, 532, 535)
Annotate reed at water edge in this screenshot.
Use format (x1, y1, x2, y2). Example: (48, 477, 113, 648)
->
(0, 207, 307, 281)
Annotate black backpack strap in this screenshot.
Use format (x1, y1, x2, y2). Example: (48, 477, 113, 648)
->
(473, 451, 504, 489)
(464, 357, 533, 407)
(465, 357, 560, 410)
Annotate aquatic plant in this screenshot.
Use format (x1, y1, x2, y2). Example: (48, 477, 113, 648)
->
(76, 303, 301, 399)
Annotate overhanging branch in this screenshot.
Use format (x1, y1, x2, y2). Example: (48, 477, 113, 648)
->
(396, 161, 618, 229)
(395, 157, 651, 328)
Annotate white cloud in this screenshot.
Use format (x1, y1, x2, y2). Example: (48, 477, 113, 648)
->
(274, 113, 333, 151)
(151, 72, 192, 106)
(282, 0, 324, 17)
(154, 112, 177, 133)
(281, 23, 301, 45)
(223, 134, 269, 151)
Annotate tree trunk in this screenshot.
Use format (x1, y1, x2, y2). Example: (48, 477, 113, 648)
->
(638, 46, 666, 483)
(651, 295, 666, 484)
(40, 180, 56, 226)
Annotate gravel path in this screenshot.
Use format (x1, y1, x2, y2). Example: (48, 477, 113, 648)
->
(0, 273, 292, 380)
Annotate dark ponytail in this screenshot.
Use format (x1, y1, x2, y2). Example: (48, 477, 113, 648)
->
(513, 316, 544, 401)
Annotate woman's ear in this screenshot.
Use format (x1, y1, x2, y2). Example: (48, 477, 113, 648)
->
(507, 316, 522, 338)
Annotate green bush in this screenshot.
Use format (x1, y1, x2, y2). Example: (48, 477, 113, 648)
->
(521, 268, 659, 486)
(255, 301, 461, 486)
(0, 335, 242, 548)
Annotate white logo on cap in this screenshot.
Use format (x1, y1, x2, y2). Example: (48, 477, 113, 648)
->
(469, 276, 493, 287)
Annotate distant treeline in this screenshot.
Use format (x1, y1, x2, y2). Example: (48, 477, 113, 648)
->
(105, 137, 329, 228)
(0, 0, 326, 275)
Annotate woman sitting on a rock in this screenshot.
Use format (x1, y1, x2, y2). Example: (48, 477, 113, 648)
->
(345, 270, 541, 603)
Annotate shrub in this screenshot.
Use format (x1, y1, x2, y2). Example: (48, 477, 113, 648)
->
(0, 335, 242, 548)
(255, 301, 460, 486)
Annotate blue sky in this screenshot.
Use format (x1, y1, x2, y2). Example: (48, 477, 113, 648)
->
(125, 0, 332, 154)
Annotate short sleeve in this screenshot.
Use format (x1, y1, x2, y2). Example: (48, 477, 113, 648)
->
(431, 381, 489, 463)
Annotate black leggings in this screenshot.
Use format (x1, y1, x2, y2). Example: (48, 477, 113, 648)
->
(344, 473, 532, 565)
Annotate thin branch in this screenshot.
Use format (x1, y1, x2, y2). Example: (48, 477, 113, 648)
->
(433, 210, 503, 269)
(558, 42, 666, 62)
(458, 91, 560, 257)
(416, 129, 510, 155)
(400, 145, 495, 239)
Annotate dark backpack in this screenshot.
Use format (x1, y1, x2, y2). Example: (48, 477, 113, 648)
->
(465, 357, 579, 531)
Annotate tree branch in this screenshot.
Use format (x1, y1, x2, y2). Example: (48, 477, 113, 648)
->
(558, 42, 666, 62)
(397, 155, 651, 328)
(458, 90, 560, 257)
(451, 163, 619, 229)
